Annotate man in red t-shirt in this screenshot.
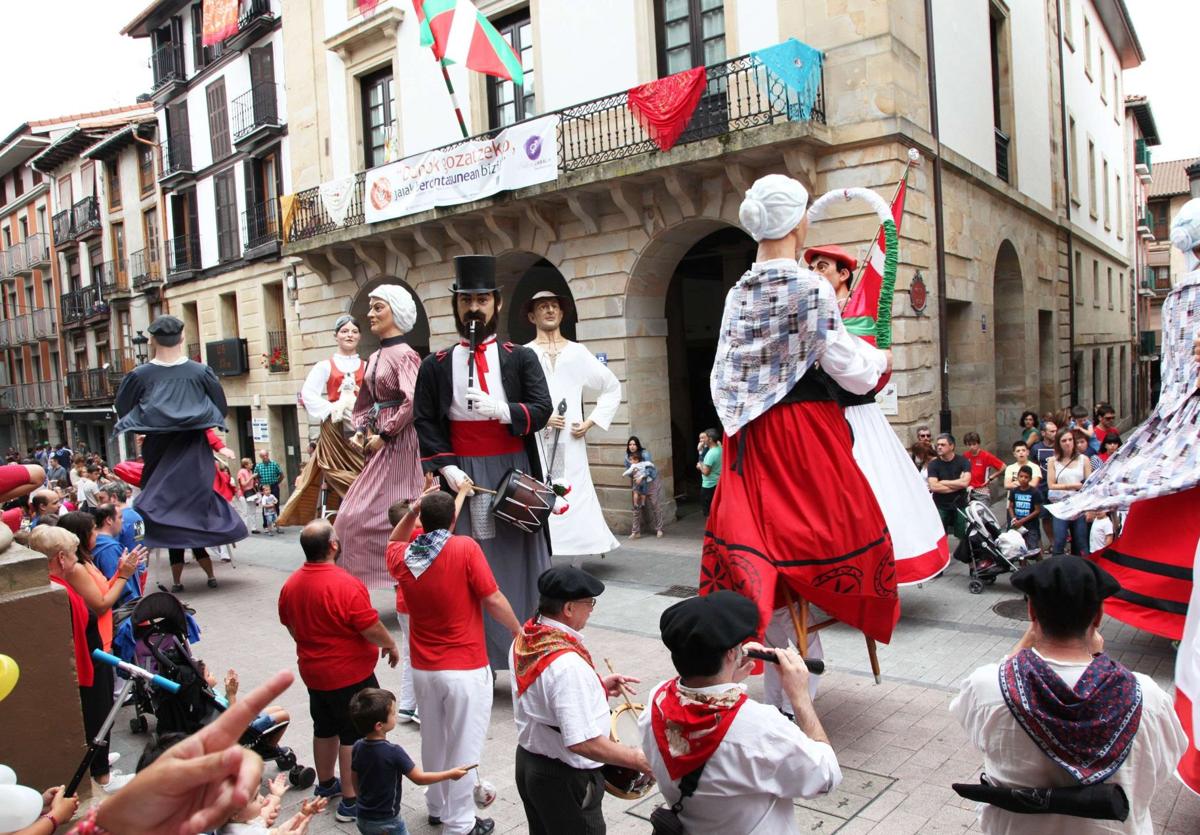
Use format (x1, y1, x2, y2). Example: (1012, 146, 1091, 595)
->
(962, 431, 1005, 505)
(392, 491, 520, 835)
(278, 518, 400, 824)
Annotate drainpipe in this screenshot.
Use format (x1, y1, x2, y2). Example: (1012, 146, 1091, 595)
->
(922, 0, 951, 433)
(1054, 0, 1077, 405)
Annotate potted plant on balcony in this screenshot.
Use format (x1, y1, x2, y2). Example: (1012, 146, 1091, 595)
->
(264, 345, 289, 372)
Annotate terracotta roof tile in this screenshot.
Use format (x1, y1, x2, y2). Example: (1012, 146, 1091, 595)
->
(27, 103, 153, 129)
(1149, 157, 1200, 199)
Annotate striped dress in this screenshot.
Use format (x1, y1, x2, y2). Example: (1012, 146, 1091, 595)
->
(334, 339, 425, 588)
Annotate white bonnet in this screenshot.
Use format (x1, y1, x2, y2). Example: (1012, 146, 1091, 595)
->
(738, 175, 810, 242)
(1169, 197, 1200, 254)
(368, 285, 417, 335)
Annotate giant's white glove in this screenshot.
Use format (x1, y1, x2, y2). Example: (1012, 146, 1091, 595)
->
(464, 386, 511, 423)
(440, 465, 474, 495)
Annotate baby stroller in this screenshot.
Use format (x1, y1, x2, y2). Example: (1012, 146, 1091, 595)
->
(126, 591, 315, 787)
(956, 501, 1032, 594)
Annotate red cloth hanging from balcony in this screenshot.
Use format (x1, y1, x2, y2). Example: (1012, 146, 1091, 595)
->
(202, 0, 239, 46)
(626, 66, 707, 152)
(357, 0, 381, 13)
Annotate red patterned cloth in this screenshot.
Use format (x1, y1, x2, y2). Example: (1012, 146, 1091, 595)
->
(512, 617, 596, 696)
(627, 66, 707, 152)
(201, 0, 238, 47)
(650, 679, 747, 780)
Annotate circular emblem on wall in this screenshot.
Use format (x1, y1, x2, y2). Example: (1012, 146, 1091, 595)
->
(909, 271, 927, 314)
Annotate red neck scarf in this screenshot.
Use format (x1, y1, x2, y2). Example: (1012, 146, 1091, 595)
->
(50, 575, 94, 687)
(459, 335, 496, 393)
(650, 679, 747, 780)
(512, 617, 596, 696)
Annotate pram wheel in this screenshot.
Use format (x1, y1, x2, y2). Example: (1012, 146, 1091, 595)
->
(968, 579, 985, 595)
(289, 765, 316, 789)
(130, 715, 149, 734)
(275, 749, 297, 771)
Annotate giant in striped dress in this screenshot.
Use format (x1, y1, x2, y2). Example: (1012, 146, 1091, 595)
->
(334, 336, 425, 587)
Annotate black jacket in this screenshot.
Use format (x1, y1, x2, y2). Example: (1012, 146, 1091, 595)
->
(414, 341, 553, 480)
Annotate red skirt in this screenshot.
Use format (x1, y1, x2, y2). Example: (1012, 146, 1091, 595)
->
(1092, 487, 1198, 641)
(701, 401, 900, 644)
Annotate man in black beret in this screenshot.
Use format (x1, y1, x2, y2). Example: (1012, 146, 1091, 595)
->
(950, 557, 1185, 832)
(509, 566, 650, 834)
(640, 590, 840, 833)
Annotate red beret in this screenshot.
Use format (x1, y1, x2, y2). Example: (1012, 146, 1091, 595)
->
(804, 245, 858, 272)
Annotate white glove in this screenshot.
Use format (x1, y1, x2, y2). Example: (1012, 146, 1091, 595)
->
(440, 465, 473, 494)
(464, 386, 511, 423)
(328, 390, 356, 423)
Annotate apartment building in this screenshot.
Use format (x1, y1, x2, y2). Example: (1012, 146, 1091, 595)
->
(275, 0, 1150, 526)
(0, 124, 61, 453)
(122, 0, 304, 491)
(1123, 94, 1159, 420)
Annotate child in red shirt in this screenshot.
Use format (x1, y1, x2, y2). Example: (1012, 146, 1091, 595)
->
(962, 431, 1005, 505)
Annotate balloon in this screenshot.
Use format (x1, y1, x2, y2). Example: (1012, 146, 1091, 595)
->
(0, 784, 43, 830)
(0, 763, 14, 784)
(0, 654, 17, 702)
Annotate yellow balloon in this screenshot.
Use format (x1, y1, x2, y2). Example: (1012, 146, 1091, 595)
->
(0, 655, 19, 702)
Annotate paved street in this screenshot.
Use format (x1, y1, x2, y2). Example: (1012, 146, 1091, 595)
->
(101, 515, 1200, 834)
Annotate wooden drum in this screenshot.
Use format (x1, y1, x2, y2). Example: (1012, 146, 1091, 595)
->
(602, 703, 655, 800)
(489, 468, 558, 533)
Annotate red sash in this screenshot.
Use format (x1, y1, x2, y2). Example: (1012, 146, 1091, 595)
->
(50, 575, 94, 687)
(650, 679, 747, 780)
(450, 419, 523, 457)
(512, 618, 597, 696)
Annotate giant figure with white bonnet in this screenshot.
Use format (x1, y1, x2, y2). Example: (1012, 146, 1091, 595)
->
(278, 313, 366, 526)
(1049, 197, 1200, 795)
(333, 284, 426, 587)
(701, 174, 899, 684)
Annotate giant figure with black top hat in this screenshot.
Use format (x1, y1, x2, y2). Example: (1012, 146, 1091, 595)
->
(113, 315, 247, 551)
(414, 255, 553, 671)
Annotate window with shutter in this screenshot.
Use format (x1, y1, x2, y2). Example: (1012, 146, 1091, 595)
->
(207, 78, 232, 161)
(214, 169, 240, 262)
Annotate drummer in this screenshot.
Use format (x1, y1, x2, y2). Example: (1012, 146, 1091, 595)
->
(509, 566, 651, 834)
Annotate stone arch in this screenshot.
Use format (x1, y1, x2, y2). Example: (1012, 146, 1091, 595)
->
(494, 251, 576, 344)
(348, 275, 431, 357)
(992, 239, 1027, 448)
(623, 217, 757, 514)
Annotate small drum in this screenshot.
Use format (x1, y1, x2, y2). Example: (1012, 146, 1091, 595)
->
(602, 703, 655, 800)
(489, 469, 558, 534)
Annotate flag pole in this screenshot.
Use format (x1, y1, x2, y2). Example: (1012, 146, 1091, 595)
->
(437, 58, 471, 140)
(848, 153, 918, 294)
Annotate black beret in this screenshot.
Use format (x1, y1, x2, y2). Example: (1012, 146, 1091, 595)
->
(660, 591, 758, 664)
(1011, 556, 1120, 606)
(146, 315, 184, 336)
(538, 566, 604, 601)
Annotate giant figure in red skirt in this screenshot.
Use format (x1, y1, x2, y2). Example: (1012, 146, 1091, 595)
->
(701, 174, 900, 647)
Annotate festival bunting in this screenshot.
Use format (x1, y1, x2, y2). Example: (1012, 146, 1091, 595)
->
(626, 66, 708, 152)
(201, 0, 239, 47)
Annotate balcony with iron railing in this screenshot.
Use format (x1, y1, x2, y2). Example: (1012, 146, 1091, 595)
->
(0, 380, 65, 412)
(1139, 330, 1159, 359)
(72, 197, 101, 239)
(99, 260, 132, 300)
(160, 136, 195, 185)
(149, 42, 186, 93)
(166, 235, 201, 278)
(0, 249, 11, 278)
(19, 233, 50, 271)
(1138, 206, 1154, 239)
(228, 0, 277, 51)
(231, 83, 283, 148)
(994, 127, 1011, 184)
(9, 241, 28, 274)
(66, 369, 118, 404)
(30, 307, 56, 339)
(1135, 138, 1152, 182)
(52, 209, 73, 245)
(131, 246, 163, 290)
(60, 285, 106, 326)
(244, 198, 281, 255)
(288, 49, 826, 244)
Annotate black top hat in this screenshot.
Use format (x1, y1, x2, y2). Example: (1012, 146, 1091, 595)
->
(452, 255, 497, 294)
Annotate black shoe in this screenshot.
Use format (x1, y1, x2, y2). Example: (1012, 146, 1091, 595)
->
(207, 577, 218, 589)
(427, 816, 442, 826)
(469, 819, 495, 835)
(170, 584, 184, 593)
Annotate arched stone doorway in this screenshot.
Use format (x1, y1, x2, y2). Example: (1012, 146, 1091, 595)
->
(625, 219, 756, 516)
(992, 240, 1026, 447)
(349, 276, 431, 358)
(495, 252, 576, 345)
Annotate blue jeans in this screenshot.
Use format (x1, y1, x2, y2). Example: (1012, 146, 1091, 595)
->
(356, 817, 408, 835)
(1052, 515, 1088, 556)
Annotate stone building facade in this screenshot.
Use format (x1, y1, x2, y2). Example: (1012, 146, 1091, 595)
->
(278, 0, 1146, 528)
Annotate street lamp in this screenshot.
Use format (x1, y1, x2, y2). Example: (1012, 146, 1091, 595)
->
(132, 330, 149, 365)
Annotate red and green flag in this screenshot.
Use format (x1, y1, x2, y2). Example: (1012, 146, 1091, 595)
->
(843, 178, 906, 346)
(413, 0, 525, 85)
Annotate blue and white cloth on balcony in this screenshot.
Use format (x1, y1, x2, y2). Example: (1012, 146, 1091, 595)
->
(752, 38, 824, 122)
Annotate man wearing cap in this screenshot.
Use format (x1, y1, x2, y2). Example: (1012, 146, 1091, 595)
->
(524, 290, 621, 563)
(640, 590, 840, 834)
(950, 558, 1185, 834)
(113, 315, 246, 551)
(280, 314, 366, 527)
(415, 255, 553, 671)
(510, 566, 650, 833)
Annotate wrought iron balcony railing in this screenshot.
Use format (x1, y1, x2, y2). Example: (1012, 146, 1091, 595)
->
(161, 136, 194, 179)
(52, 210, 73, 245)
(994, 128, 1011, 184)
(99, 260, 131, 299)
(20, 233, 50, 269)
(131, 246, 163, 290)
(166, 235, 201, 276)
(30, 307, 56, 339)
(72, 197, 101, 238)
(150, 43, 185, 91)
(0, 249, 11, 277)
(232, 82, 281, 142)
(244, 198, 281, 251)
(288, 48, 826, 243)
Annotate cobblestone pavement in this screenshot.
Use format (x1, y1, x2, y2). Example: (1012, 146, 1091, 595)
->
(98, 513, 1200, 834)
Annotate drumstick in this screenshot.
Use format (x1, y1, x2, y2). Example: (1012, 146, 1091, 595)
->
(604, 658, 637, 710)
(467, 320, 477, 412)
